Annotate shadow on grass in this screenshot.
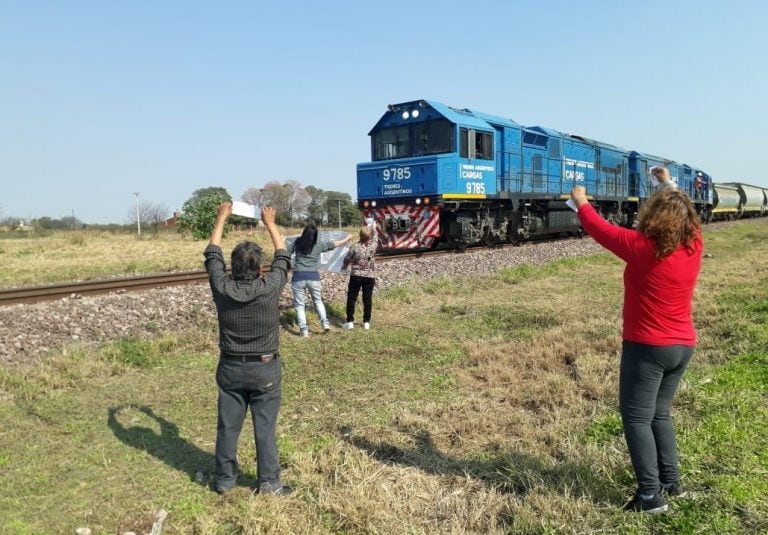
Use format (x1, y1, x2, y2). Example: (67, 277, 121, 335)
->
(346, 425, 623, 505)
(107, 405, 254, 491)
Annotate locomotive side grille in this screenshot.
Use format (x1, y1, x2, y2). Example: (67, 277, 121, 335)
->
(548, 139, 561, 159)
(533, 155, 544, 189)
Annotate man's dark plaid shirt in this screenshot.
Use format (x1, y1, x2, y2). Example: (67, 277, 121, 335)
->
(204, 244, 291, 356)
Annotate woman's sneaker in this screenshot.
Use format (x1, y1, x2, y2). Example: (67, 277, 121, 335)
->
(623, 493, 668, 513)
(363, 322, 370, 330)
(343, 322, 354, 330)
(661, 482, 688, 498)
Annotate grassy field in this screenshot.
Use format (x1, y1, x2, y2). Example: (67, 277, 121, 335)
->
(0, 225, 315, 288)
(0, 220, 766, 534)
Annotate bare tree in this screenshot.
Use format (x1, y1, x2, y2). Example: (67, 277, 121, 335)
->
(284, 179, 310, 222)
(257, 180, 313, 224)
(127, 201, 172, 232)
(241, 187, 264, 208)
(260, 181, 291, 214)
(145, 202, 172, 231)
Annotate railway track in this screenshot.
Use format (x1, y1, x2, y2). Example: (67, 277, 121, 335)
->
(0, 237, 582, 307)
(2, 220, 739, 307)
(0, 254, 427, 307)
(0, 246, 473, 306)
(0, 271, 210, 306)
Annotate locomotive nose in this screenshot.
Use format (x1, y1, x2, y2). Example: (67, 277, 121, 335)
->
(385, 214, 413, 232)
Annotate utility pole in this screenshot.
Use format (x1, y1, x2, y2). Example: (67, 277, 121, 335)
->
(134, 192, 141, 235)
(337, 200, 342, 228)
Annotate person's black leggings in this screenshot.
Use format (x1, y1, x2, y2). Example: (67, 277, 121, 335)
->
(346, 275, 375, 323)
(619, 341, 693, 495)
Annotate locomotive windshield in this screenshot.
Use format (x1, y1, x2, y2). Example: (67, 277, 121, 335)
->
(372, 119, 454, 161)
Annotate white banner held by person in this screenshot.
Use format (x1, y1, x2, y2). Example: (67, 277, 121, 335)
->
(285, 231, 350, 273)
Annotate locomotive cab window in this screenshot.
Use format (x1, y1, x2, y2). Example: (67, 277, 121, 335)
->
(460, 128, 494, 160)
(373, 126, 410, 160)
(413, 119, 454, 156)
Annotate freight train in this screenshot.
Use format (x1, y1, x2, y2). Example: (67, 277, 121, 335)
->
(356, 99, 768, 251)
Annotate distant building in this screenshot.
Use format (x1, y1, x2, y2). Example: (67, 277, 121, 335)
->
(164, 212, 180, 227)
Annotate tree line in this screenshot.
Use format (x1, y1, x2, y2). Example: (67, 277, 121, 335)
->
(0, 181, 360, 238)
(0, 207, 173, 233)
(177, 181, 361, 240)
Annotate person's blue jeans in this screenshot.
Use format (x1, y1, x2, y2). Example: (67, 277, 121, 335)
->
(619, 341, 693, 496)
(292, 279, 328, 334)
(214, 356, 282, 492)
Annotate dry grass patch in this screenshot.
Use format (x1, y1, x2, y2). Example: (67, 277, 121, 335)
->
(0, 226, 312, 288)
(295, 441, 516, 534)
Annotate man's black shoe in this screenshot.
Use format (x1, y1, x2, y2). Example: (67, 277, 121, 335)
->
(255, 483, 294, 496)
(661, 482, 688, 498)
(623, 493, 669, 513)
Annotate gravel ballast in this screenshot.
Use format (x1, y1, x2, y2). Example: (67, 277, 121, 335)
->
(1, 238, 610, 364)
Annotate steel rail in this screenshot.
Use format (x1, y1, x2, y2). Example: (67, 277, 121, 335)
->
(0, 240, 565, 306)
(0, 270, 211, 306)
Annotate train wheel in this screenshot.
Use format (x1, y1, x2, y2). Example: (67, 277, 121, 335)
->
(506, 217, 521, 246)
(448, 237, 469, 252)
(483, 232, 499, 247)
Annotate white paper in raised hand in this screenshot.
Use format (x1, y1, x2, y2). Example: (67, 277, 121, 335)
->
(232, 201, 260, 219)
(565, 198, 578, 212)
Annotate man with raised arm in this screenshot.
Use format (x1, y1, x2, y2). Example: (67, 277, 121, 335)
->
(650, 166, 677, 190)
(204, 203, 293, 496)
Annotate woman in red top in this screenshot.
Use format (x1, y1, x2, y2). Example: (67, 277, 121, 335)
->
(570, 184, 703, 513)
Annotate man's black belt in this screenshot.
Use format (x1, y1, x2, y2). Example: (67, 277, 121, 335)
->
(221, 352, 276, 363)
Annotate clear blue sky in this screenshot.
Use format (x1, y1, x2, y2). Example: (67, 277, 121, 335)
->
(2, 0, 766, 224)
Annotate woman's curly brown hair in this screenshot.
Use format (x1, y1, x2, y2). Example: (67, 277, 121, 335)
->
(637, 188, 701, 259)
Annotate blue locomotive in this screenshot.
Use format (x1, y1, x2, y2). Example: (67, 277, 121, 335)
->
(355, 99, 758, 252)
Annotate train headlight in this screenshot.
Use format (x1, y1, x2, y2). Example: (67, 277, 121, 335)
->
(415, 198, 422, 205)
(363, 200, 369, 208)
(412, 110, 420, 118)
(402, 111, 410, 120)
(423, 197, 430, 205)
(371, 200, 377, 207)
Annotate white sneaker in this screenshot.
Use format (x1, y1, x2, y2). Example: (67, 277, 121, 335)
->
(300, 330, 309, 338)
(343, 322, 354, 330)
(363, 322, 370, 330)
